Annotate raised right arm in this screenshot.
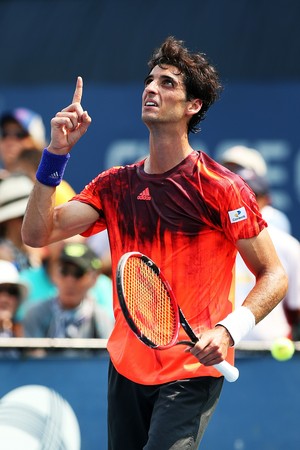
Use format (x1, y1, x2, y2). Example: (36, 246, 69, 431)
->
(22, 76, 97, 247)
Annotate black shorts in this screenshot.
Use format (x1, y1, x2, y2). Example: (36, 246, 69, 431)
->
(107, 361, 224, 450)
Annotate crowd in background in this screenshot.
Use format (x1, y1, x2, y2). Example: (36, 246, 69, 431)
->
(0, 107, 299, 358)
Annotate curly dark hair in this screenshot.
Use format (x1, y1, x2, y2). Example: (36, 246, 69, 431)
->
(148, 36, 222, 133)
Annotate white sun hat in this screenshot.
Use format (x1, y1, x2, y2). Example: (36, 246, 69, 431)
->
(0, 260, 28, 300)
(0, 173, 33, 223)
(219, 145, 268, 177)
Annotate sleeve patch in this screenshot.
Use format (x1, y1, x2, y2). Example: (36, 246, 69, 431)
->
(228, 207, 247, 223)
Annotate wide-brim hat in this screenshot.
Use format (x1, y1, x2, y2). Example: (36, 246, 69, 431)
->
(0, 260, 28, 301)
(219, 146, 268, 177)
(0, 174, 34, 223)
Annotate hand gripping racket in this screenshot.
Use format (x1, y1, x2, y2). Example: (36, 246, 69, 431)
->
(116, 252, 239, 382)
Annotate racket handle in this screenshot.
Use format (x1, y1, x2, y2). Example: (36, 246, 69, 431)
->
(178, 341, 239, 382)
(213, 361, 239, 382)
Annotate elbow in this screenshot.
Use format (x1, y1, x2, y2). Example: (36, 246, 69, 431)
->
(281, 268, 289, 299)
(22, 235, 44, 249)
(21, 227, 47, 249)
(274, 264, 289, 302)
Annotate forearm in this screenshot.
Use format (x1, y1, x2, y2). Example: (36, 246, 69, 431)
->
(218, 229, 289, 346)
(242, 265, 288, 324)
(217, 265, 288, 347)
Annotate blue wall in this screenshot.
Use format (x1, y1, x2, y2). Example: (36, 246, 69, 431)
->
(0, 352, 299, 449)
(203, 354, 300, 449)
(0, 354, 109, 450)
(1, 0, 300, 84)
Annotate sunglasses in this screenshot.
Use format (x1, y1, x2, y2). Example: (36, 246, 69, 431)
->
(1, 130, 29, 139)
(59, 265, 86, 280)
(0, 284, 21, 298)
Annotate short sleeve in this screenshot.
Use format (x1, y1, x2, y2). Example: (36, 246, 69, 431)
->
(218, 179, 267, 244)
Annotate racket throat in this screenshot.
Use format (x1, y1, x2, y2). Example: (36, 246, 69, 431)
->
(179, 310, 199, 345)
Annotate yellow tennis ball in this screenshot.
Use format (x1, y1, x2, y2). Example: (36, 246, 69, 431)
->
(271, 337, 295, 361)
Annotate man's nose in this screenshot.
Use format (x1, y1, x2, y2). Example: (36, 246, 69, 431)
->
(145, 80, 158, 93)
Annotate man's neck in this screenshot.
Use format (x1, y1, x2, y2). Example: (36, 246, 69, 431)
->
(144, 128, 194, 174)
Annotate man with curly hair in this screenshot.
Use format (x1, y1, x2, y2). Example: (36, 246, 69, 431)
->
(22, 37, 287, 449)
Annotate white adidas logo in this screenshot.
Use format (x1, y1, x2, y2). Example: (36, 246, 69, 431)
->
(49, 172, 60, 179)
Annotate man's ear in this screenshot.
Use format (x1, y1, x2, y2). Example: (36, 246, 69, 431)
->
(186, 98, 202, 117)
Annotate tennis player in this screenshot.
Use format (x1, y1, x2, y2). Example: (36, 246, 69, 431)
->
(22, 37, 288, 449)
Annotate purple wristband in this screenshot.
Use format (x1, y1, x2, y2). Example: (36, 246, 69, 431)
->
(36, 149, 70, 186)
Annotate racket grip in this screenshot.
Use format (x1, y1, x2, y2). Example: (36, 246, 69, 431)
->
(213, 361, 239, 382)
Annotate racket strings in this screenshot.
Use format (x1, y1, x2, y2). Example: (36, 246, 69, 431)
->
(123, 258, 177, 346)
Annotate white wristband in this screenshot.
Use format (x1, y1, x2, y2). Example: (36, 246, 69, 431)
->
(216, 306, 256, 346)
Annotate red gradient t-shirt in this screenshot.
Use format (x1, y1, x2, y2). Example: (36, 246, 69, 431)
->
(72, 150, 266, 384)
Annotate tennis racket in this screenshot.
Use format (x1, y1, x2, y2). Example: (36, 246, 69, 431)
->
(116, 252, 239, 383)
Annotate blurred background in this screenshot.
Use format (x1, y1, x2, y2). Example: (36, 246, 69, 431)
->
(0, 1, 300, 449)
(1, 0, 300, 237)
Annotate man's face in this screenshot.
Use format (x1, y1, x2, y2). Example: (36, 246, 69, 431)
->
(53, 262, 97, 309)
(141, 64, 191, 130)
(0, 284, 20, 321)
(0, 120, 34, 170)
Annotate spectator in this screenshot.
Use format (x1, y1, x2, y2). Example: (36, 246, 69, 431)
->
(219, 145, 268, 176)
(17, 237, 113, 322)
(0, 260, 28, 358)
(23, 242, 114, 356)
(219, 145, 292, 234)
(234, 168, 300, 341)
(0, 173, 40, 270)
(0, 108, 46, 177)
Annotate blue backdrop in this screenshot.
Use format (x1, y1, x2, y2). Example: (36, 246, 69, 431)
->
(0, 352, 299, 449)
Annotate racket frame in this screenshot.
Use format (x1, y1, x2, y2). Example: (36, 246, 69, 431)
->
(116, 251, 181, 349)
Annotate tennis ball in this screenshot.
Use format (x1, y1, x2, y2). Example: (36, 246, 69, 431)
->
(271, 337, 295, 361)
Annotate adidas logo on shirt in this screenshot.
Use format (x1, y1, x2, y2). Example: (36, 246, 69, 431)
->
(137, 187, 151, 200)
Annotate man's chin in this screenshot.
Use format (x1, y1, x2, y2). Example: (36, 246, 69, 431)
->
(142, 114, 161, 128)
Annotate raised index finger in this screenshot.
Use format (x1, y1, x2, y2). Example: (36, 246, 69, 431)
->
(72, 76, 83, 104)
